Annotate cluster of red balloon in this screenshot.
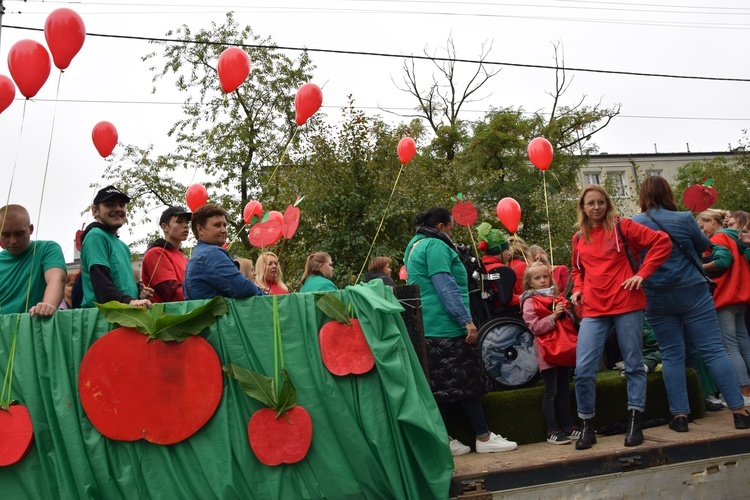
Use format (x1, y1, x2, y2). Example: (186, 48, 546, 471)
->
(4, 9, 85, 101)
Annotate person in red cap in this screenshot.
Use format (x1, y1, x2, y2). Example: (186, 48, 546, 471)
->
(141, 206, 192, 303)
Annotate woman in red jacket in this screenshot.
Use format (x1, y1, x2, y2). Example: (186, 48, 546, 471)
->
(697, 209, 750, 402)
(570, 184, 671, 450)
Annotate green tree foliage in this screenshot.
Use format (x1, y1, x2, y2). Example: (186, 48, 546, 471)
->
(276, 99, 421, 288)
(97, 13, 314, 248)
(673, 155, 750, 213)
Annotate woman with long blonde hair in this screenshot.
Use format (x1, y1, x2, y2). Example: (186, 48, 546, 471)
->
(255, 252, 289, 295)
(570, 184, 671, 450)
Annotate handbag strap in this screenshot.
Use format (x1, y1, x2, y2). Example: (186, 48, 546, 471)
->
(615, 220, 639, 272)
(644, 211, 711, 280)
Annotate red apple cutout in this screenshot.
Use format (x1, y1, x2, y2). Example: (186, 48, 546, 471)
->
(0, 404, 34, 466)
(78, 298, 228, 445)
(249, 211, 283, 248)
(683, 183, 718, 212)
(225, 363, 313, 467)
(319, 319, 375, 376)
(282, 199, 302, 240)
(315, 294, 374, 376)
(248, 406, 312, 466)
(452, 194, 477, 227)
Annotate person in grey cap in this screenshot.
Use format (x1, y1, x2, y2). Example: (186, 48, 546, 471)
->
(141, 206, 192, 303)
(80, 185, 153, 308)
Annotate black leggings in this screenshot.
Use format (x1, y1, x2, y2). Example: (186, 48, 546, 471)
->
(541, 366, 574, 432)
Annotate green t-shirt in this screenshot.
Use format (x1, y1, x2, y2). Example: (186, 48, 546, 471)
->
(404, 234, 468, 338)
(299, 274, 338, 293)
(0, 240, 66, 315)
(81, 227, 138, 307)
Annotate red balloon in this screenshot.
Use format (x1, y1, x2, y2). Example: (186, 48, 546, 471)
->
(91, 121, 118, 158)
(397, 137, 416, 164)
(294, 83, 322, 126)
(185, 184, 209, 212)
(0, 75, 15, 114)
(528, 137, 554, 171)
(8, 40, 51, 99)
(398, 265, 408, 281)
(243, 200, 263, 225)
(496, 197, 522, 234)
(44, 8, 86, 71)
(217, 47, 250, 94)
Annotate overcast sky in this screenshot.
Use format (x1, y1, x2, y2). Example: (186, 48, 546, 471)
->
(0, 0, 748, 261)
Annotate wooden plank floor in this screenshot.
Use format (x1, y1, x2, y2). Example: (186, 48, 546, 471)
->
(452, 409, 749, 478)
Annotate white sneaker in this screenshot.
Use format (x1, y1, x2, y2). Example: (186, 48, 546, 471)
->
(449, 438, 471, 456)
(475, 432, 518, 453)
(706, 394, 722, 406)
(744, 395, 750, 407)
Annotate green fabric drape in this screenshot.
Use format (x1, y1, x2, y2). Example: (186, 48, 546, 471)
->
(0, 281, 452, 499)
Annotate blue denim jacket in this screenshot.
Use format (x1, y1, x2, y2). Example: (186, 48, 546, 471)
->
(631, 207, 709, 288)
(183, 241, 265, 300)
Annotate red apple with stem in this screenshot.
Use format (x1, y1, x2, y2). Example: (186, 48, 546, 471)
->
(316, 294, 375, 376)
(224, 363, 312, 466)
(451, 193, 478, 227)
(78, 297, 228, 445)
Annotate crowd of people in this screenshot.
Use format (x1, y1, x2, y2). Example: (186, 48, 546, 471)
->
(3, 179, 750, 459)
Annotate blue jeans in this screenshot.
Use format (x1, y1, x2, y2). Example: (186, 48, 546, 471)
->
(646, 283, 745, 414)
(575, 310, 646, 419)
(717, 304, 750, 388)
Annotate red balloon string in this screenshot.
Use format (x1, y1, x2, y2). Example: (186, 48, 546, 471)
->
(35, 72, 64, 240)
(355, 163, 406, 283)
(1, 100, 30, 237)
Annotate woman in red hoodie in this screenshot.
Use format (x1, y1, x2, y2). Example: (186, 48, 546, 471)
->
(570, 184, 671, 450)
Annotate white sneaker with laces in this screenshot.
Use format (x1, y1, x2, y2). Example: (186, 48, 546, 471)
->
(706, 394, 722, 406)
(475, 432, 517, 453)
(449, 438, 471, 456)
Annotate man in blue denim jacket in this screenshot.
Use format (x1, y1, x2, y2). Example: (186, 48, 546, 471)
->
(183, 204, 265, 300)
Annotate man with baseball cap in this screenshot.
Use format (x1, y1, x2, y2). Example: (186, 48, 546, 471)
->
(80, 185, 152, 308)
(0, 204, 66, 316)
(141, 206, 192, 303)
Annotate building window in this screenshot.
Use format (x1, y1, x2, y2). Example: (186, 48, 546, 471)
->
(583, 172, 600, 185)
(646, 170, 662, 177)
(608, 171, 627, 198)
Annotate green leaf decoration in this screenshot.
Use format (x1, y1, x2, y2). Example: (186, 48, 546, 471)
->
(95, 296, 228, 341)
(450, 196, 457, 203)
(275, 369, 298, 418)
(261, 212, 270, 223)
(457, 192, 464, 200)
(94, 301, 156, 334)
(293, 195, 305, 207)
(705, 179, 715, 187)
(250, 215, 259, 225)
(315, 293, 351, 325)
(476, 222, 492, 239)
(151, 297, 229, 342)
(224, 363, 278, 410)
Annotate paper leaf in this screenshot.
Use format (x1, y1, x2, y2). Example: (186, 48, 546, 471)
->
(704, 179, 715, 187)
(152, 297, 229, 342)
(95, 301, 155, 334)
(315, 294, 351, 325)
(275, 369, 298, 418)
(224, 363, 277, 409)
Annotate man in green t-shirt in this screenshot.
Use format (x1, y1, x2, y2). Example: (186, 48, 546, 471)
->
(80, 186, 152, 308)
(0, 205, 66, 316)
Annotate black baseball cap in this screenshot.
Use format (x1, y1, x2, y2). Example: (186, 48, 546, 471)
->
(159, 206, 192, 225)
(93, 185, 130, 204)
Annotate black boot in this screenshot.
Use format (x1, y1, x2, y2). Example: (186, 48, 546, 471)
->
(575, 419, 596, 450)
(624, 409, 644, 447)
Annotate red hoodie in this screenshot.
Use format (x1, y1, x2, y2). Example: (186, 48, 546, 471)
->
(571, 218, 671, 318)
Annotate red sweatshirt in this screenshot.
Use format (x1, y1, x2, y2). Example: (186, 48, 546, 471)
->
(571, 218, 671, 318)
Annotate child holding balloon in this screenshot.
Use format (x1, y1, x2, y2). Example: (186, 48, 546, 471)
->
(521, 261, 579, 445)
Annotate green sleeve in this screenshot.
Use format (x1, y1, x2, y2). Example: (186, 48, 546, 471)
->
(424, 240, 453, 277)
(82, 230, 112, 269)
(711, 243, 734, 270)
(41, 241, 66, 272)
